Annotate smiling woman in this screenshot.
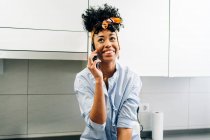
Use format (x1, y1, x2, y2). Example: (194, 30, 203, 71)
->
(74, 4, 142, 140)
(93, 30, 119, 63)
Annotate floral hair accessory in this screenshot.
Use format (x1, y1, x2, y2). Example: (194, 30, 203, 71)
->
(102, 17, 122, 29)
(91, 17, 122, 39)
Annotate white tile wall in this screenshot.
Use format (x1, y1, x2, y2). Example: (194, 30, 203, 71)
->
(0, 59, 3, 75)
(0, 60, 27, 94)
(141, 77, 190, 93)
(140, 93, 189, 130)
(0, 95, 27, 135)
(28, 60, 81, 94)
(189, 93, 210, 128)
(140, 77, 190, 130)
(0, 59, 84, 137)
(190, 77, 210, 93)
(28, 95, 85, 134)
(140, 77, 210, 131)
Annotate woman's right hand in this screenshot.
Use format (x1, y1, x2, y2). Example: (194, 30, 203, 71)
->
(87, 50, 103, 81)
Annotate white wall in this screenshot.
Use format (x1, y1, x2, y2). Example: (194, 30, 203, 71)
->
(0, 60, 210, 138)
(140, 77, 210, 130)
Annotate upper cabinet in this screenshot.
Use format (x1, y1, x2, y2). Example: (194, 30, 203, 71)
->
(0, 28, 87, 52)
(170, 0, 210, 76)
(0, 28, 87, 60)
(0, 0, 88, 60)
(89, 0, 169, 76)
(90, 0, 210, 77)
(1, 0, 209, 75)
(0, 0, 88, 31)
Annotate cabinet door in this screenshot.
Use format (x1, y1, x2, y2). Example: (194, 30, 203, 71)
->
(170, 0, 210, 76)
(0, 0, 88, 31)
(0, 28, 87, 60)
(89, 0, 169, 76)
(0, 28, 87, 52)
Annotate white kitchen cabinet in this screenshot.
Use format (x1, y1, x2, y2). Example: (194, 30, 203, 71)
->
(0, 28, 87, 60)
(89, 0, 169, 76)
(0, 0, 87, 31)
(170, 0, 210, 77)
(0, 0, 88, 60)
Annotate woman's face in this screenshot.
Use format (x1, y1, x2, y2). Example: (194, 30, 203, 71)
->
(93, 30, 120, 63)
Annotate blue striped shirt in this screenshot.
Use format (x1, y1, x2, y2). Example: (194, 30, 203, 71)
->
(74, 62, 142, 140)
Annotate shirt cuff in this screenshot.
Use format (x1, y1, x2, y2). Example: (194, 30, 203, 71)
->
(89, 118, 106, 131)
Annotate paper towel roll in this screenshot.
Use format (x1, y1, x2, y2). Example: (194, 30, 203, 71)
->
(152, 112, 164, 140)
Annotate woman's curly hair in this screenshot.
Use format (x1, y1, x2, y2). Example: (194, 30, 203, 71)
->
(82, 4, 123, 33)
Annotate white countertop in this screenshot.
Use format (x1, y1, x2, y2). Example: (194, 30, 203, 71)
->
(143, 132, 210, 140)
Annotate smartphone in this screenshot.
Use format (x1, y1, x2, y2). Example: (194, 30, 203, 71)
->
(91, 43, 100, 68)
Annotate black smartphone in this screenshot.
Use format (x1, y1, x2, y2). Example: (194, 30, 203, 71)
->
(91, 43, 100, 68)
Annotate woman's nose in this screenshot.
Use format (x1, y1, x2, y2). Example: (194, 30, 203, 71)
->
(104, 40, 111, 48)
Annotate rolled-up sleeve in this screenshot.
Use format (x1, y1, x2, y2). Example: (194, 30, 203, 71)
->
(117, 75, 142, 128)
(74, 74, 106, 131)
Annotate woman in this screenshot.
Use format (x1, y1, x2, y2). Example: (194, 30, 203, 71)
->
(74, 4, 142, 140)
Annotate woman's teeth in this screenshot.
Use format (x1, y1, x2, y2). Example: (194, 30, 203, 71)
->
(104, 50, 113, 54)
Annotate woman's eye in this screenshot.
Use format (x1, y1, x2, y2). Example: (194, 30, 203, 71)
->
(98, 38, 104, 43)
(110, 37, 116, 41)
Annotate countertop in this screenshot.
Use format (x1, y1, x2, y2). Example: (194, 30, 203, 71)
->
(141, 130, 210, 140)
